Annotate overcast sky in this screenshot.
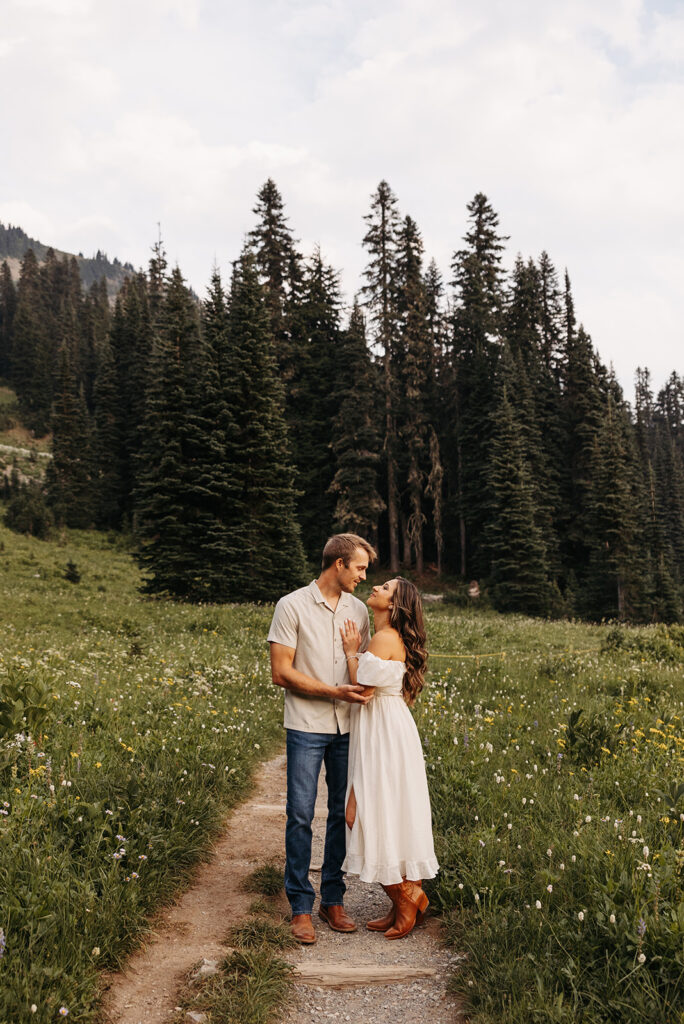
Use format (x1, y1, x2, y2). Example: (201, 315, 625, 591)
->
(1, 0, 682, 396)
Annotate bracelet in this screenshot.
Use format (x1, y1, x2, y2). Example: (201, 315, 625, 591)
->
(346, 654, 359, 661)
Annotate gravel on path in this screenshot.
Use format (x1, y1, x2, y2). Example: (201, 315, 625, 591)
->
(280, 775, 465, 1024)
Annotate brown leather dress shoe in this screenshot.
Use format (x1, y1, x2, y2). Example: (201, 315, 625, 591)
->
(291, 914, 316, 944)
(318, 904, 357, 932)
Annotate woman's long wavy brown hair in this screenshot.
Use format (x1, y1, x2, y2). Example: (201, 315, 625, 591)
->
(389, 577, 428, 705)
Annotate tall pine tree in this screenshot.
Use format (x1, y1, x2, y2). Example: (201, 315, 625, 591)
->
(362, 181, 402, 570)
(449, 193, 508, 578)
(328, 300, 385, 543)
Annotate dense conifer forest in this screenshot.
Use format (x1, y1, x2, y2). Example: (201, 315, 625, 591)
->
(1, 181, 682, 618)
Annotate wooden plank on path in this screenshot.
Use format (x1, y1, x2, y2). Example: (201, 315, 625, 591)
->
(294, 963, 437, 987)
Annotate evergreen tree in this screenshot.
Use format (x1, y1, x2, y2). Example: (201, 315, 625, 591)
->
(362, 180, 402, 570)
(0, 261, 16, 378)
(423, 259, 448, 573)
(449, 192, 508, 578)
(328, 300, 385, 543)
(288, 248, 342, 559)
(395, 215, 431, 571)
(504, 256, 563, 579)
(81, 277, 110, 412)
(108, 272, 155, 524)
(11, 249, 52, 432)
(221, 249, 307, 599)
(135, 267, 217, 599)
(197, 267, 247, 597)
(484, 382, 552, 615)
(248, 178, 302, 384)
(537, 251, 564, 374)
(559, 322, 605, 597)
(45, 344, 96, 528)
(93, 333, 125, 528)
(584, 393, 643, 619)
(148, 233, 168, 326)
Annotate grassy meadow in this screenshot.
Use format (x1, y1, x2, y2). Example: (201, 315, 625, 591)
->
(0, 521, 682, 1022)
(0, 523, 283, 1022)
(419, 613, 684, 1022)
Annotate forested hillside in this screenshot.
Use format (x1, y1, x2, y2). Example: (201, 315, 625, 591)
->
(1, 180, 682, 620)
(0, 222, 134, 295)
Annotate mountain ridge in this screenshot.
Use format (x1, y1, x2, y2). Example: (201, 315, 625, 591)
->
(0, 221, 136, 298)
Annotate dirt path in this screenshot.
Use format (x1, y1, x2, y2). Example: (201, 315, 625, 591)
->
(280, 774, 464, 1024)
(100, 751, 463, 1024)
(99, 753, 288, 1024)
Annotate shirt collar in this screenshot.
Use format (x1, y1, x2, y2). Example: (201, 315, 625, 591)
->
(309, 580, 350, 611)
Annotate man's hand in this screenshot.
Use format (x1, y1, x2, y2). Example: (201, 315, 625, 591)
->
(335, 683, 373, 704)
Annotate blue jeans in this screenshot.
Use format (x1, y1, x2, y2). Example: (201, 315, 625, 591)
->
(285, 728, 349, 916)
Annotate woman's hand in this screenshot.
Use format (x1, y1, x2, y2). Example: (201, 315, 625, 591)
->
(340, 618, 361, 657)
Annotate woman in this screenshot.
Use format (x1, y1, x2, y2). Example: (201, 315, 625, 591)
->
(340, 577, 438, 939)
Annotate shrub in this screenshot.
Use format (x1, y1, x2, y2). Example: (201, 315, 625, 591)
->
(4, 480, 53, 539)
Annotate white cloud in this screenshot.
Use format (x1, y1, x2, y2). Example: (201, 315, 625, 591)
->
(1, 0, 682, 390)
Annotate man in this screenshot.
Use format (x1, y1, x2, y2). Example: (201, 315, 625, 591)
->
(268, 533, 377, 944)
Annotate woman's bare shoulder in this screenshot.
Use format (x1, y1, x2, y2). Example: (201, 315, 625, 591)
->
(368, 628, 405, 661)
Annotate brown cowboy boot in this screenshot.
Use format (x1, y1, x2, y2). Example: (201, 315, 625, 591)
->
(384, 881, 429, 940)
(413, 880, 427, 927)
(366, 883, 398, 932)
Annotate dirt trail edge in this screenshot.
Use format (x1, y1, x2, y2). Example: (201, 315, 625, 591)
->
(100, 752, 288, 1024)
(100, 750, 464, 1024)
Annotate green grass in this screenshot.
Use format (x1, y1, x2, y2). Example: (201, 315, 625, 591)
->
(2, 520, 682, 1022)
(417, 609, 684, 1023)
(227, 916, 297, 951)
(186, 949, 294, 1024)
(179, 863, 295, 1024)
(0, 522, 283, 1023)
(241, 862, 285, 898)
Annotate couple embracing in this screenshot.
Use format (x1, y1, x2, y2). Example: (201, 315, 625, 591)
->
(268, 533, 438, 944)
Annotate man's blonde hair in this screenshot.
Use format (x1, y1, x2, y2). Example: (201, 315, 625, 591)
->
(321, 533, 378, 570)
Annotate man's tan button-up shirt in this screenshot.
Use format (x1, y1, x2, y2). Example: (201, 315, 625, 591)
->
(268, 580, 370, 734)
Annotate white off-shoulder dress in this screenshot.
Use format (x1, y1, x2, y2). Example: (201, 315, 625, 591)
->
(343, 651, 439, 885)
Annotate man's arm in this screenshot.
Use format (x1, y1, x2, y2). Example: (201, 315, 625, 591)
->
(269, 642, 371, 705)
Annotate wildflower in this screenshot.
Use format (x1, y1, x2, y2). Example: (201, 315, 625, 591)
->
(638, 953, 646, 964)
(578, 911, 585, 921)
(560, 862, 565, 870)
(643, 845, 649, 859)
(585, 815, 591, 823)
(609, 914, 616, 924)
(92, 947, 100, 956)
(535, 900, 542, 909)
(638, 918, 647, 936)
(547, 848, 553, 858)
(546, 884, 553, 893)
(0, 927, 5, 958)
(31, 1006, 37, 1013)
(59, 1009, 69, 1017)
